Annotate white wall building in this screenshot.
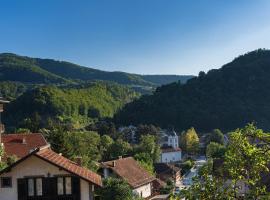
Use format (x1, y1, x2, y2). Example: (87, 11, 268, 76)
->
(0, 146, 102, 200)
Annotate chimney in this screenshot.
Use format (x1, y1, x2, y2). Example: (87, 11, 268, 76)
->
(112, 161, 116, 167)
(118, 156, 122, 159)
(75, 156, 82, 166)
(22, 137, 27, 144)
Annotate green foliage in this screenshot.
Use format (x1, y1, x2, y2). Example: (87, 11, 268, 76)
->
(99, 178, 142, 200)
(0, 53, 191, 89)
(206, 142, 226, 159)
(206, 129, 225, 145)
(134, 153, 155, 175)
(5, 82, 138, 130)
(107, 139, 132, 159)
(179, 160, 194, 175)
(115, 49, 270, 132)
(180, 127, 199, 155)
(180, 124, 270, 199)
(136, 134, 161, 163)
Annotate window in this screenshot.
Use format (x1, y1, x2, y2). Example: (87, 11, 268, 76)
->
(36, 178, 43, 196)
(27, 178, 43, 197)
(28, 179, 34, 196)
(57, 177, 72, 195)
(65, 177, 72, 195)
(1, 177, 12, 188)
(57, 177, 64, 195)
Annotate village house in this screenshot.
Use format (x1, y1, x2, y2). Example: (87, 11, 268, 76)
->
(154, 163, 181, 185)
(100, 157, 156, 199)
(0, 99, 102, 200)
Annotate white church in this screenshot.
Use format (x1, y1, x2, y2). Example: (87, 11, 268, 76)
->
(159, 130, 182, 163)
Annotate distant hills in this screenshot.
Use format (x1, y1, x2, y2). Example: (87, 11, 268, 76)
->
(0, 53, 193, 88)
(114, 49, 270, 132)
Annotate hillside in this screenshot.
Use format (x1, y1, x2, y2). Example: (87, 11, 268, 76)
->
(4, 82, 138, 129)
(114, 49, 270, 132)
(0, 53, 193, 88)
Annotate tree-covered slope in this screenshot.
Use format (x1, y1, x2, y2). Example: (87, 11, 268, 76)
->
(114, 49, 270, 132)
(4, 82, 138, 129)
(0, 53, 192, 87)
(0, 53, 69, 84)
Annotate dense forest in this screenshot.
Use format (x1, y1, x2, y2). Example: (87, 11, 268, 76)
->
(114, 49, 270, 132)
(4, 82, 138, 130)
(0, 53, 193, 91)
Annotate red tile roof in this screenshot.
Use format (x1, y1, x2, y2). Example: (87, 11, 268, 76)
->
(35, 147, 102, 187)
(0, 146, 102, 187)
(101, 157, 156, 188)
(161, 147, 182, 153)
(2, 133, 48, 159)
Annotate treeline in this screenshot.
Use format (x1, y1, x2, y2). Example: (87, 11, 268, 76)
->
(115, 49, 270, 132)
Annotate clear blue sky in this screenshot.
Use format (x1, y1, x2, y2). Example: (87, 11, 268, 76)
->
(1, 0, 270, 75)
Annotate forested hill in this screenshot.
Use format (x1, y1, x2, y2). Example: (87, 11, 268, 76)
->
(114, 49, 270, 132)
(4, 82, 138, 130)
(0, 53, 193, 86)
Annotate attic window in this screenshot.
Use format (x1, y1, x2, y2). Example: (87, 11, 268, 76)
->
(1, 177, 12, 188)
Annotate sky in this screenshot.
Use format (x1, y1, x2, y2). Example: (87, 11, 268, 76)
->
(1, 0, 270, 75)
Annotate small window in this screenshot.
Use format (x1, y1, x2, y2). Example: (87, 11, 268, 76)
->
(36, 178, 43, 196)
(57, 177, 64, 195)
(28, 179, 34, 196)
(1, 177, 12, 188)
(65, 177, 72, 195)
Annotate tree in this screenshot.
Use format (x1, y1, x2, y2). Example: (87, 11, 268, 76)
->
(180, 127, 199, 155)
(206, 129, 225, 145)
(108, 139, 132, 159)
(180, 124, 270, 199)
(99, 178, 142, 200)
(136, 135, 161, 163)
(136, 124, 160, 143)
(100, 135, 114, 160)
(206, 142, 226, 159)
(134, 153, 155, 175)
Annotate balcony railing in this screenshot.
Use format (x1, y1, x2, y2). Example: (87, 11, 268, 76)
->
(0, 124, 4, 133)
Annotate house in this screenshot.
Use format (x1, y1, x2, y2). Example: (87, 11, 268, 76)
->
(0, 145, 102, 200)
(154, 163, 181, 185)
(100, 157, 156, 199)
(158, 130, 182, 163)
(0, 99, 102, 200)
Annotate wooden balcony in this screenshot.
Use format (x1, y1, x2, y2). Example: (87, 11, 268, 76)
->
(0, 124, 4, 133)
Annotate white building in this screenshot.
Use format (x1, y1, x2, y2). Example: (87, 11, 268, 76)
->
(160, 147, 182, 163)
(0, 136, 102, 200)
(159, 130, 182, 163)
(100, 157, 156, 199)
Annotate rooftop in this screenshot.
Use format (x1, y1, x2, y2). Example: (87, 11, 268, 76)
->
(1, 146, 102, 187)
(101, 157, 156, 188)
(2, 133, 48, 159)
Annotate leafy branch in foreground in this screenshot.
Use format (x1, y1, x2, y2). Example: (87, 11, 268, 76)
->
(179, 124, 270, 200)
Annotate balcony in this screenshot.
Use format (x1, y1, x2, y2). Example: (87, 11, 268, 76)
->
(0, 124, 4, 133)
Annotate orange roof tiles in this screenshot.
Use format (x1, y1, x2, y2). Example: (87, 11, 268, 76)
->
(35, 147, 102, 186)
